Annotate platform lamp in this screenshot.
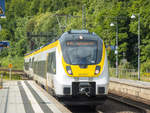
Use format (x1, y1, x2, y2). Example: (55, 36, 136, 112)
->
(131, 14, 140, 80)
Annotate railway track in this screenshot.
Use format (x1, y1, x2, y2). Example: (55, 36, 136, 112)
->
(35, 79, 150, 113)
(0, 68, 28, 80)
(0, 68, 24, 73)
(0, 68, 26, 76)
(107, 93, 150, 113)
(67, 94, 150, 113)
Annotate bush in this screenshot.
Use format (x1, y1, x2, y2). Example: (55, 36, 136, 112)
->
(0, 56, 24, 70)
(141, 59, 150, 72)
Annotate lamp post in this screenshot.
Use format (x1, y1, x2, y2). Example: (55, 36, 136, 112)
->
(131, 14, 140, 80)
(110, 21, 119, 78)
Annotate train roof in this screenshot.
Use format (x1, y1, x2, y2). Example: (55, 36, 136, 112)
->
(24, 40, 58, 57)
(25, 42, 52, 56)
(59, 29, 102, 42)
(25, 29, 102, 58)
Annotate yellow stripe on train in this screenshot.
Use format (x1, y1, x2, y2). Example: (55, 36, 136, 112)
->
(24, 41, 58, 58)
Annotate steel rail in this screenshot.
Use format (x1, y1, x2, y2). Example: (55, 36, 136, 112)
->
(107, 93, 150, 113)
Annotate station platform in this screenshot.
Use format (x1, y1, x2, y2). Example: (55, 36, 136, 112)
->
(0, 80, 71, 113)
(109, 77, 150, 105)
(110, 77, 150, 89)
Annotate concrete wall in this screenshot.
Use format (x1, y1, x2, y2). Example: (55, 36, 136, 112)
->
(109, 78, 150, 105)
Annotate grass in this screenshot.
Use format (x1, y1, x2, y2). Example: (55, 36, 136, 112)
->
(0, 56, 24, 80)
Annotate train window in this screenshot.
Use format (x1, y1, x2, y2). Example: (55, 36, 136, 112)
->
(35, 61, 38, 74)
(65, 40, 98, 65)
(33, 61, 36, 73)
(47, 52, 56, 74)
(24, 61, 29, 70)
(61, 39, 103, 65)
(32, 58, 34, 68)
(39, 61, 46, 78)
(52, 54, 56, 73)
(60, 34, 103, 65)
(29, 58, 32, 68)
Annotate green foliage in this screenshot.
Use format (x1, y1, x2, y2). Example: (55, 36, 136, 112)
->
(0, 29, 11, 40)
(141, 59, 150, 72)
(107, 50, 116, 67)
(1, 0, 150, 72)
(0, 56, 24, 69)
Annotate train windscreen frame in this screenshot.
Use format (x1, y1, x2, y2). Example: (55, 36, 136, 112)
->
(65, 40, 98, 65)
(59, 34, 103, 65)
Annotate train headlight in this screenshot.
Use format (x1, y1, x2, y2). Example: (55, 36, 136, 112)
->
(66, 66, 73, 75)
(95, 66, 100, 75)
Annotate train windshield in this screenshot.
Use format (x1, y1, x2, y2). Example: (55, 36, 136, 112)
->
(65, 40, 97, 65)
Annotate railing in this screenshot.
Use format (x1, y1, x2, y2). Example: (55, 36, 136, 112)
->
(0, 68, 26, 80)
(109, 68, 150, 82)
(0, 68, 24, 74)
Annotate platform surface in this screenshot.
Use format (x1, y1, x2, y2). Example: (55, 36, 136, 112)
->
(0, 80, 71, 113)
(110, 77, 150, 89)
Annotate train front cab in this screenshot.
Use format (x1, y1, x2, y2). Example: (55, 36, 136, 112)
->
(54, 31, 109, 105)
(58, 54, 109, 106)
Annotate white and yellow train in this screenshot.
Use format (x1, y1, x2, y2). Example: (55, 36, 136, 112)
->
(24, 30, 109, 105)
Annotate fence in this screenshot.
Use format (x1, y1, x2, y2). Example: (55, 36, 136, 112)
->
(109, 68, 150, 82)
(0, 68, 25, 80)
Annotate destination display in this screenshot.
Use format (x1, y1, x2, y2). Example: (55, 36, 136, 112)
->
(66, 41, 97, 46)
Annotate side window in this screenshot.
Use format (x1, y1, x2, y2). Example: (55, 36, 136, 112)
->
(32, 58, 34, 68)
(33, 61, 36, 73)
(47, 52, 56, 74)
(29, 59, 31, 68)
(24, 60, 29, 70)
(35, 61, 38, 74)
(51, 53, 56, 73)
